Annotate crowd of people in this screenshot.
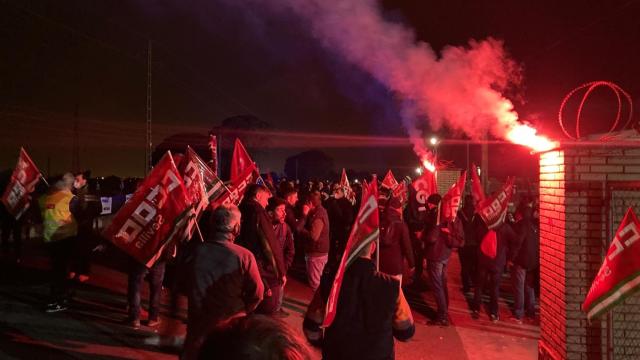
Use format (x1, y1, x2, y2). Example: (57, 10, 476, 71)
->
(0, 171, 540, 359)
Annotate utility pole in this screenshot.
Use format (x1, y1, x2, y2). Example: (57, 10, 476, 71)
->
(145, 40, 153, 174)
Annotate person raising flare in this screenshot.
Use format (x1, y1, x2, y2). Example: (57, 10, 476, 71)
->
(299, 191, 330, 291)
(303, 239, 415, 359)
(237, 184, 286, 315)
(182, 204, 264, 360)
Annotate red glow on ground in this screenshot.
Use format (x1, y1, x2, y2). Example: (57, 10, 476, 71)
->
(506, 123, 558, 152)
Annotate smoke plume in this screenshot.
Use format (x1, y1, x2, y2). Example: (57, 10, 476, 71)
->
(256, 0, 524, 161)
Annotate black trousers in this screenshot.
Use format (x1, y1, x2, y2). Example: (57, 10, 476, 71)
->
(46, 237, 76, 302)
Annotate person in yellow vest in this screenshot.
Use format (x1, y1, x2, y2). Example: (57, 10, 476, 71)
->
(39, 173, 78, 313)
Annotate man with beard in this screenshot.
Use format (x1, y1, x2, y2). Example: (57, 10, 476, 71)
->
(266, 197, 295, 317)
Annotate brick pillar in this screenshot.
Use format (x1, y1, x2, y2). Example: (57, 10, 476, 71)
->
(538, 147, 640, 360)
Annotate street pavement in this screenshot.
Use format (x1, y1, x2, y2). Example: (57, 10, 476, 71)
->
(0, 240, 538, 359)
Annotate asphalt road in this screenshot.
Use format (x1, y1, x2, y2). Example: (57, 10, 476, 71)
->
(0, 240, 538, 359)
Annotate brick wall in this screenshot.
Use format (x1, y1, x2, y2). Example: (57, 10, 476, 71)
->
(538, 147, 640, 360)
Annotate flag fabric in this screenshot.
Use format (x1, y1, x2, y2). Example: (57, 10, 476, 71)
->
(340, 168, 355, 203)
(477, 177, 515, 230)
(441, 170, 467, 223)
(208, 134, 218, 175)
(102, 152, 192, 267)
(480, 230, 498, 259)
(471, 163, 486, 206)
(1, 148, 42, 219)
(230, 138, 255, 181)
(392, 180, 409, 206)
(583, 207, 640, 321)
(179, 147, 229, 238)
(409, 170, 438, 213)
(381, 170, 398, 190)
(322, 177, 380, 328)
(212, 161, 257, 208)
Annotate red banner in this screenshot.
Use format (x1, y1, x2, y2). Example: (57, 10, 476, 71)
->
(1, 148, 42, 219)
(322, 177, 379, 328)
(103, 152, 192, 267)
(410, 170, 438, 213)
(441, 171, 466, 223)
(477, 177, 515, 229)
(381, 170, 398, 190)
(392, 180, 408, 206)
(230, 138, 256, 181)
(471, 163, 486, 206)
(583, 207, 640, 320)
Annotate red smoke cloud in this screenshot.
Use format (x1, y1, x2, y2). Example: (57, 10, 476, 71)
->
(266, 0, 556, 156)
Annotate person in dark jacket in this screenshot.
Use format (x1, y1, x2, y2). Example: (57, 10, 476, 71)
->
(69, 170, 101, 282)
(404, 185, 430, 287)
(283, 187, 307, 270)
(509, 200, 539, 322)
(299, 191, 330, 291)
(266, 197, 295, 317)
(472, 217, 518, 322)
(423, 194, 463, 326)
(379, 196, 414, 284)
(237, 184, 286, 315)
(324, 184, 355, 266)
(182, 204, 264, 360)
(458, 195, 478, 293)
(303, 240, 415, 360)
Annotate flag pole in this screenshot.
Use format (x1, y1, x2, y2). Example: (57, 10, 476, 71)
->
(194, 219, 205, 242)
(39, 174, 50, 187)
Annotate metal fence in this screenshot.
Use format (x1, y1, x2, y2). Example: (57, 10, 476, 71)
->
(606, 182, 640, 360)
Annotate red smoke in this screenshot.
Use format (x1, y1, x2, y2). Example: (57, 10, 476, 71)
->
(266, 0, 557, 155)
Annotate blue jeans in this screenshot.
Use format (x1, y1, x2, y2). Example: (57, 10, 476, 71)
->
(473, 264, 501, 317)
(511, 265, 536, 318)
(427, 260, 449, 321)
(128, 260, 166, 321)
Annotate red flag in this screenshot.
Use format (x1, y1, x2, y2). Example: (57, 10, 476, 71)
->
(583, 207, 640, 320)
(477, 177, 515, 229)
(441, 170, 466, 223)
(211, 163, 257, 208)
(480, 230, 498, 259)
(230, 138, 256, 181)
(381, 170, 398, 190)
(1, 148, 42, 219)
(410, 170, 438, 213)
(340, 168, 355, 203)
(208, 134, 218, 175)
(471, 163, 486, 206)
(103, 152, 192, 267)
(179, 147, 230, 237)
(392, 180, 408, 206)
(322, 177, 380, 328)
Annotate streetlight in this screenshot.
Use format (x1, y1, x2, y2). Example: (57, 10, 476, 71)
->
(429, 136, 438, 146)
(415, 167, 423, 175)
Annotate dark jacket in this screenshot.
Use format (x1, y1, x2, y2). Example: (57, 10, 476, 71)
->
(510, 217, 540, 270)
(325, 196, 355, 263)
(237, 199, 286, 286)
(424, 223, 452, 262)
(70, 185, 101, 235)
(379, 210, 414, 275)
(301, 205, 330, 256)
(457, 209, 478, 247)
(273, 222, 295, 271)
(182, 231, 264, 360)
(285, 203, 305, 235)
(304, 258, 415, 360)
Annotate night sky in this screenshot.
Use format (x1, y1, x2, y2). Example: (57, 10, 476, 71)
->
(1, 0, 639, 178)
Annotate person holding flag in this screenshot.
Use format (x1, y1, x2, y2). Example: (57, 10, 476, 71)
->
(303, 180, 414, 359)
